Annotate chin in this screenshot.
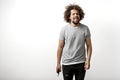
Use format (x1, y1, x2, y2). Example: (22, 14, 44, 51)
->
(73, 20, 80, 23)
(73, 22, 79, 25)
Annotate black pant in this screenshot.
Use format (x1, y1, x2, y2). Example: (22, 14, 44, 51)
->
(62, 63, 86, 80)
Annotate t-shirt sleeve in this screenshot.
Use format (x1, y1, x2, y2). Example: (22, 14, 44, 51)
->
(85, 27, 91, 39)
(59, 27, 65, 41)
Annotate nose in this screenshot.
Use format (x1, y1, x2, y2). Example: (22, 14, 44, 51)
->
(74, 13, 78, 17)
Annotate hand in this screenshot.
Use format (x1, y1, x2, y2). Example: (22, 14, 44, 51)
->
(84, 61, 90, 70)
(56, 64, 61, 75)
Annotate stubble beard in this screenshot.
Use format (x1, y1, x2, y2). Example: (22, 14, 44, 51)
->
(72, 21, 79, 25)
(72, 19, 80, 26)
(72, 17, 80, 25)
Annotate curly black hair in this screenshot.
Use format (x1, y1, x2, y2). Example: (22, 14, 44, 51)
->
(64, 4, 85, 23)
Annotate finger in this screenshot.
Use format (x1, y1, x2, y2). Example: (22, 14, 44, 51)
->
(57, 72, 59, 76)
(56, 68, 61, 74)
(56, 69, 59, 73)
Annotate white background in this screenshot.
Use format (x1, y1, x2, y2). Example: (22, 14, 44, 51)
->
(0, 0, 120, 80)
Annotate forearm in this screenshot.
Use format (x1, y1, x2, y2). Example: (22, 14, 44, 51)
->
(86, 45, 92, 62)
(57, 47, 63, 65)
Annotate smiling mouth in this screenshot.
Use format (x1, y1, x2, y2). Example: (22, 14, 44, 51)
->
(73, 17, 79, 20)
(74, 18, 78, 20)
(74, 18, 79, 21)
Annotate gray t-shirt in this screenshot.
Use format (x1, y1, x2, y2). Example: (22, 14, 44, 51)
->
(59, 23, 91, 65)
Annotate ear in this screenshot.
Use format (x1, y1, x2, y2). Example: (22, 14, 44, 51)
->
(69, 16, 71, 20)
(68, 18, 71, 22)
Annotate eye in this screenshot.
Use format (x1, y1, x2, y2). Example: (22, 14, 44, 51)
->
(72, 13, 79, 16)
(76, 13, 79, 15)
(72, 13, 75, 15)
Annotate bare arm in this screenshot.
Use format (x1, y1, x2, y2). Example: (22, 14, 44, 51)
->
(85, 38, 92, 70)
(56, 40, 65, 74)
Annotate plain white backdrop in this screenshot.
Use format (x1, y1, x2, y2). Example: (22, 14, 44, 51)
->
(0, 0, 120, 80)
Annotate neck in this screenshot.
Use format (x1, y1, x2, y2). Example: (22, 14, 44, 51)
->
(70, 22, 80, 27)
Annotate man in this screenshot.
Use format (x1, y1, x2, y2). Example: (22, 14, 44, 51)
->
(56, 4, 92, 80)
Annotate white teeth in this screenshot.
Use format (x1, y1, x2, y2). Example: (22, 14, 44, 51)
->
(74, 18, 78, 20)
(74, 19, 78, 20)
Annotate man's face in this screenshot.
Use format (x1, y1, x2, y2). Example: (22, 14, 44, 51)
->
(69, 9, 80, 25)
